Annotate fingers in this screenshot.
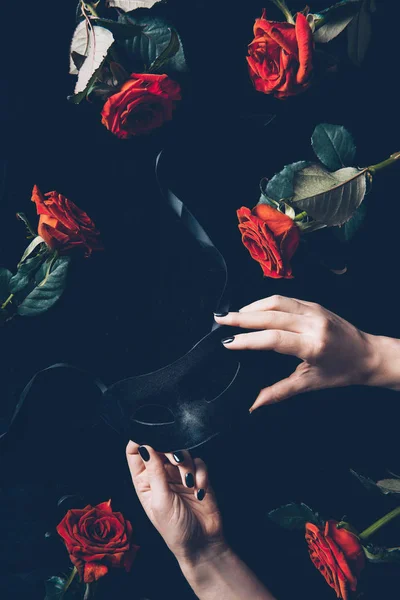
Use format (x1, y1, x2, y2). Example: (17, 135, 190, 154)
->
(238, 295, 309, 315)
(126, 441, 145, 480)
(249, 371, 311, 411)
(221, 330, 308, 358)
(193, 458, 208, 501)
(214, 310, 305, 333)
(128, 443, 171, 498)
(165, 450, 196, 490)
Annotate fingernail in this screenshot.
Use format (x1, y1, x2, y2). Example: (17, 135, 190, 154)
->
(214, 312, 228, 317)
(173, 451, 184, 463)
(221, 336, 235, 345)
(185, 473, 195, 488)
(138, 446, 150, 462)
(197, 489, 206, 501)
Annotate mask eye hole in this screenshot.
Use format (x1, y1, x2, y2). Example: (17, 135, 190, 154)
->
(133, 404, 175, 425)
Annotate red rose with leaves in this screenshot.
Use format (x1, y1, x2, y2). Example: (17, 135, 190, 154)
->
(237, 204, 300, 278)
(57, 500, 139, 584)
(101, 73, 181, 138)
(305, 521, 365, 600)
(32, 185, 103, 257)
(247, 9, 313, 99)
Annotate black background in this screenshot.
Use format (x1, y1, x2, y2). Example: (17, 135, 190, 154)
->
(1, 0, 400, 598)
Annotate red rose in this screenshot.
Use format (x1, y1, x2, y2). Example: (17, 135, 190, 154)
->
(32, 185, 103, 257)
(57, 500, 139, 584)
(305, 521, 365, 600)
(101, 73, 181, 138)
(247, 9, 313, 99)
(237, 204, 300, 278)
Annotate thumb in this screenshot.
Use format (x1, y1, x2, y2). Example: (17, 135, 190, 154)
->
(249, 370, 311, 411)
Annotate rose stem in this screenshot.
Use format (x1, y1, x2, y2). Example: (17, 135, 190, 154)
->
(83, 583, 92, 600)
(1, 294, 14, 311)
(60, 567, 78, 598)
(269, 0, 295, 24)
(359, 506, 400, 542)
(368, 151, 400, 175)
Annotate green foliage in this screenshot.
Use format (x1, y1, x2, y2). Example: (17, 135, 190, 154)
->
(17, 256, 71, 317)
(9, 253, 47, 295)
(262, 161, 310, 203)
(364, 544, 400, 564)
(268, 503, 323, 531)
(313, 0, 363, 44)
(347, 0, 376, 66)
(0, 268, 13, 303)
(311, 123, 356, 171)
(117, 10, 187, 74)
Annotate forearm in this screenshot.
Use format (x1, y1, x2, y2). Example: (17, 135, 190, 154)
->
(365, 333, 400, 390)
(178, 545, 276, 600)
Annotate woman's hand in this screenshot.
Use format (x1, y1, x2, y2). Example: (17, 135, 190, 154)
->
(126, 443, 225, 564)
(127, 443, 275, 599)
(215, 295, 396, 411)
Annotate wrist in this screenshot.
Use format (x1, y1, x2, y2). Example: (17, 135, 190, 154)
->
(362, 333, 400, 390)
(176, 539, 231, 572)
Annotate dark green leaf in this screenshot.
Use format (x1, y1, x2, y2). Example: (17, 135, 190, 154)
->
(45, 576, 67, 600)
(16, 212, 37, 238)
(364, 544, 400, 564)
(333, 202, 366, 242)
(268, 503, 322, 530)
(263, 161, 309, 202)
(149, 29, 180, 73)
(90, 18, 143, 40)
(0, 268, 13, 302)
(314, 1, 363, 43)
(118, 11, 187, 74)
(347, 0, 375, 66)
(17, 257, 71, 317)
(9, 253, 46, 294)
(311, 123, 356, 170)
(109, 60, 130, 85)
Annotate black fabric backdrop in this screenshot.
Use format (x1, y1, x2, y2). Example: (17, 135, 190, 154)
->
(1, 0, 400, 598)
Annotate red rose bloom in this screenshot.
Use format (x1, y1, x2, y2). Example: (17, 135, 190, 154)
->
(305, 521, 365, 600)
(237, 204, 300, 278)
(57, 500, 139, 584)
(32, 185, 103, 257)
(247, 9, 313, 99)
(101, 73, 181, 138)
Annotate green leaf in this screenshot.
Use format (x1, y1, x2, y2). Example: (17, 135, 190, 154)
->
(333, 202, 366, 242)
(364, 544, 400, 564)
(262, 161, 310, 202)
(17, 257, 71, 317)
(311, 123, 356, 170)
(9, 253, 47, 295)
(268, 503, 322, 531)
(291, 163, 367, 227)
(0, 268, 13, 303)
(347, 0, 375, 66)
(69, 63, 105, 104)
(117, 11, 187, 74)
(18, 235, 46, 266)
(313, 1, 363, 43)
(148, 29, 180, 73)
(376, 479, 400, 495)
(45, 576, 68, 599)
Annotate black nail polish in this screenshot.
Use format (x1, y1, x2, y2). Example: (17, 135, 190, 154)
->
(197, 489, 206, 501)
(221, 336, 235, 345)
(173, 451, 184, 463)
(138, 446, 150, 462)
(185, 473, 195, 488)
(214, 311, 228, 317)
